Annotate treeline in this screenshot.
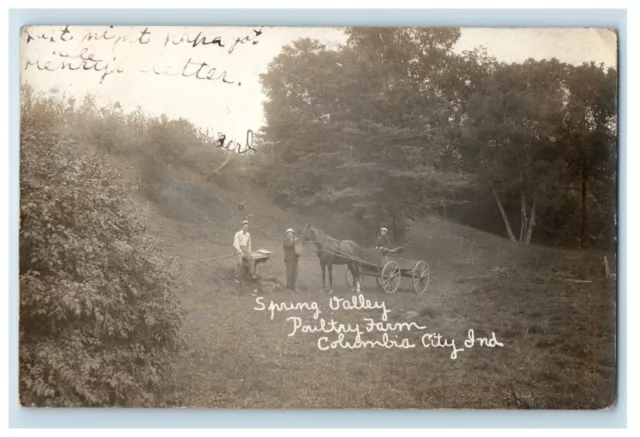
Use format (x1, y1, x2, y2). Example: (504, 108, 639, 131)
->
(254, 28, 617, 249)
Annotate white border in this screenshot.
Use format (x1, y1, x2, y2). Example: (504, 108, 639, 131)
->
(2, 1, 635, 435)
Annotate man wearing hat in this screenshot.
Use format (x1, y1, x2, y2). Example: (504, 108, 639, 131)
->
(283, 228, 300, 291)
(376, 227, 391, 250)
(233, 220, 256, 281)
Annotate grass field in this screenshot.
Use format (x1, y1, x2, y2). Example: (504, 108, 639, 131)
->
(128, 163, 616, 410)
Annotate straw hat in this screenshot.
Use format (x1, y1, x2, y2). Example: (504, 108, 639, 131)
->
(241, 220, 249, 226)
(380, 227, 388, 232)
(285, 228, 295, 234)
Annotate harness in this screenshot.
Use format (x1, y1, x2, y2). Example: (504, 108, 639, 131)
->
(302, 229, 381, 268)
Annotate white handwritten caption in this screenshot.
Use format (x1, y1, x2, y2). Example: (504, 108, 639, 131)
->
(253, 296, 504, 359)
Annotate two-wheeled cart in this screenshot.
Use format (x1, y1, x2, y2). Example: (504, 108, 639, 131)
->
(343, 248, 430, 294)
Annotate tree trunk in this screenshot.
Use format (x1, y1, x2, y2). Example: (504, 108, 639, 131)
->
(524, 198, 537, 244)
(404, 205, 416, 221)
(519, 189, 527, 242)
(491, 184, 517, 242)
(391, 212, 398, 245)
(580, 158, 588, 249)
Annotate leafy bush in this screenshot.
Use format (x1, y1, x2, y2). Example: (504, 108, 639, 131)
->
(19, 85, 186, 407)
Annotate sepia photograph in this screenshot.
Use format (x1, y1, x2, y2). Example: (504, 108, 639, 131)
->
(18, 25, 618, 409)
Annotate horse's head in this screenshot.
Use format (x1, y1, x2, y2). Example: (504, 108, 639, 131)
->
(301, 224, 315, 243)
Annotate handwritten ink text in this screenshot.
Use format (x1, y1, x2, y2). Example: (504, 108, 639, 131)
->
(251, 296, 506, 359)
(253, 296, 322, 320)
(217, 129, 256, 154)
(24, 48, 124, 84)
(329, 295, 391, 321)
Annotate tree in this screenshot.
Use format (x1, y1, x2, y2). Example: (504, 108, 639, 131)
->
(258, 28, 471, 241)
(257, 28, 617, 250)
(562, 62, 617, 248)
(458, 58, 570, 243)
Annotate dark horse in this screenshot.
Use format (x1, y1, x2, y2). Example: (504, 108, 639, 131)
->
(301, 224, 363, 293)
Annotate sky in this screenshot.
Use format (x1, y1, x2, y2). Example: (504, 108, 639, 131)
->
(19, 26, 617, 143)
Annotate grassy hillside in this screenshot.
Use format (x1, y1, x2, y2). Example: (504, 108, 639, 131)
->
(110, 141, 616, 409)
(20, 87, 616, 408)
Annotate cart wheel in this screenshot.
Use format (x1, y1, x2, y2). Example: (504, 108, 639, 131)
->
(412, 260, 430, 294)
(380, 260, 401, 294)
(345, 268, 364, 289)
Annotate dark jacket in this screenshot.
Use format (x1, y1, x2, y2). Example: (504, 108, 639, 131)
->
(376, 234, 390, 248)
(284, 236, 299, 262)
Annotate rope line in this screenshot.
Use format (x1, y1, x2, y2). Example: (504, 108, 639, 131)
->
(302, 237, 383, 269)
(179, 254, 236, 264)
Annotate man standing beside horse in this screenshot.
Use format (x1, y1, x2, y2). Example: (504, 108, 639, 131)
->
(283, 228, 301, 291)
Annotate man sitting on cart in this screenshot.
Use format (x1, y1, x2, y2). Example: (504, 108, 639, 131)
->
(233, 219, 257, 282)
(375, 227, 391, 250)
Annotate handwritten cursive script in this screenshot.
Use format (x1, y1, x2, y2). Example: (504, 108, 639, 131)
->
(140, 57, 235, 84)
(24, 48, 124, 84)
(21, 25, 265, 86)
(216, 130, 256, 154)
(253, 296, 322, 320)
(24, 25, 264, 52)
(253, 297, 505, 359)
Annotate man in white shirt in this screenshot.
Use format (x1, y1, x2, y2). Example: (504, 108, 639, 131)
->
(233, 220, 256, 281)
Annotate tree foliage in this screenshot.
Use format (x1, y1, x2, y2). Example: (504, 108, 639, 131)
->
(19, 85, 186, 407)
(256, 28, 617, 249)
(257, 28, 473, 241)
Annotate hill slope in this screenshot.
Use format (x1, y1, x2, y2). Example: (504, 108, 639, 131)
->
(110, 149, 616, 409)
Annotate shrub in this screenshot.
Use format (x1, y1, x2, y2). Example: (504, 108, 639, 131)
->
(19, 87, 186, 407)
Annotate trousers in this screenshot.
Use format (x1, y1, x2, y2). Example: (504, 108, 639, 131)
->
(234, 246, 255, 278)
(285, 258, 299, 289)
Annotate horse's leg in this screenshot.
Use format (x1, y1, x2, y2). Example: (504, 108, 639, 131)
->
(321, 261, 326, 292)
(354, 263, 361, 293)
(328, 263, 334, 294)
(347, 262, 360, 293)
(346, 263, 356, 293)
